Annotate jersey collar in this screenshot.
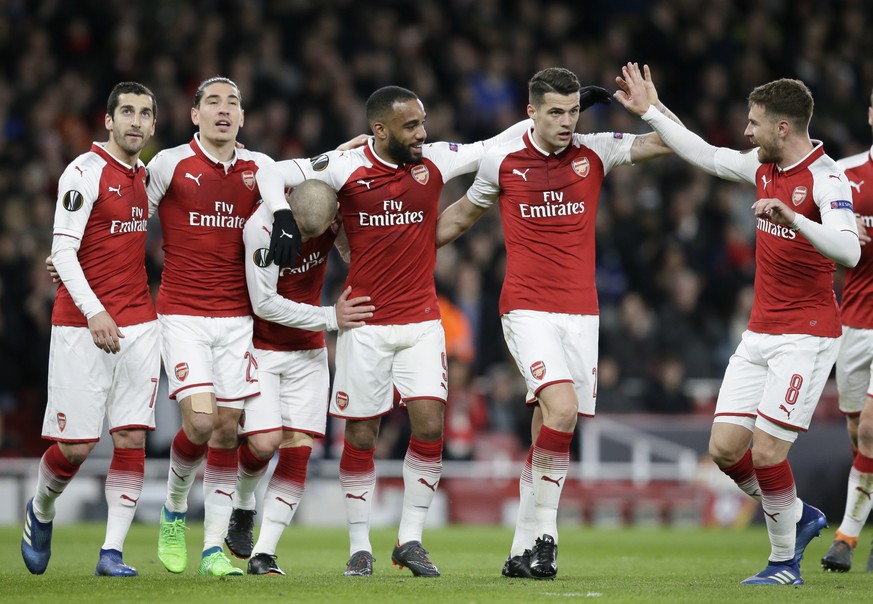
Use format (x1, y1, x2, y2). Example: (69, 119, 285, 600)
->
(90, 142, 144, 174)
(191, 133, 237, 171)
(525, 129, 570, 157)
(778, 140, 824, 175)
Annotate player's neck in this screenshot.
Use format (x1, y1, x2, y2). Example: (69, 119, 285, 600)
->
(199, 136, 236, 162)
(778, 136, 814, 169)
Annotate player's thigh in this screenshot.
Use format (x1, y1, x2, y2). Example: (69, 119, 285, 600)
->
(393, 320, 448, 403)
(158, 314, 215, 401)
(501, 311, 592, 412)
(755, 333, 839, 442)
(330, 325, 395, 419)
(836, 326, 873, 415)
(557, 313, 599, 417)
(44, 326, 114, 441)
(106, 321, 160, 431)
(240, 349, 284, 438)
(713, 331, 767, 431)
(212, 316, 258, 408)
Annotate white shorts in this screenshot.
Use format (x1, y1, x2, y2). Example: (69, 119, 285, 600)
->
(44, 321, 160, 442)
(836, 326, 873, 416)
(241, 348, 329, 437)
(330, 320, 447, 419)
(714, 330, 839, 442)
(158, 314, 259, 409)
(501, 310, 598, 416)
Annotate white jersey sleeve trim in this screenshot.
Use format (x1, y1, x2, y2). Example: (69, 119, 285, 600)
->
(146, 145, 195, 217)
(575, 132, 636, 173)
(51, 236, 105, 320)
(796, 162, 860, 267)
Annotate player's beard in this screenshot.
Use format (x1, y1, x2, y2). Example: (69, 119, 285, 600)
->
(113, 129, 146, 157)
(756, 143, 781, 165)
(386, 132, 422, 165)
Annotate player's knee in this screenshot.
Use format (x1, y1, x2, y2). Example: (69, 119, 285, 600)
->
(57, 441, 96, 466)
(247, 432, 282, 460)
(708, 438, 741, 468)
(857, 419, 873, 454)
(111, 428, 146, 449)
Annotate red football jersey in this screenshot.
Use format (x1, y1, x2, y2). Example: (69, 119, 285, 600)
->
(739, 144, 850, 337)
(277, 139, 501, 324)
(243, 201, 337, 351)
(838, 147, 873, 328)
(466, 130, 635, 315)
(147, 135, 273, 316)
(52, 143, 155, 327)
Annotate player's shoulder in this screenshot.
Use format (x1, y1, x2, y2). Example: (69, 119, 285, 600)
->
(235, 148, 274, 167)
(148, 142, 195, 170)
(60, 148, 107, 187)
(837, 149, 871, 172)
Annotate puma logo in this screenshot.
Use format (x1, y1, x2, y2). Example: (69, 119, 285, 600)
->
(46, 486, 62, 495)
(185, 172, 202, 186)
(120, 494, 140, 504)
(108, 185, 122, 197)
(778, 404, 793, 419)
(215, 489, 234, 500)
(345, 491, 368, 501)
(276, 497, 296, 510)
(74, 166, 86, 176)
(541, 475, 564, 487)
(512, 168, 530, 181)
(418, 478, 438, 492)
(856, 486, 873, 500)
(356, 179, 374, 189)
(750, 489, 761, 498)
(171, 468, 187, 481)
(280, 229, 296, 240)
(761, 174, 771, 189)
(850, 180, 864, 193)
(763, 510, 780, 522)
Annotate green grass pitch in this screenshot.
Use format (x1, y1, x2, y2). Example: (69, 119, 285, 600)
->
(1, 523, 870, 603)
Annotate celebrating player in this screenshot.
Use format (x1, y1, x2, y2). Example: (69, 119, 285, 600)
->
(617, 62, 860, 586)
(436, 67, 673, 579)
(149, 76, 274, 577)
(256, 86, 529, 577)
(224, 180, 374, 575)
(22, 82, 158, 577)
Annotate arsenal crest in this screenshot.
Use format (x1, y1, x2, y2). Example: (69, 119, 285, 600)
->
(242, 170, 256, 191)
(530, 360, 546, 380)
(411, 165, 429, 185)
(175, 362, 189, 381)
(791, 186, 808, 206)
(572, 157, 590, 178)
(57, 412, 67, 432)
(336, 391, 349, 411)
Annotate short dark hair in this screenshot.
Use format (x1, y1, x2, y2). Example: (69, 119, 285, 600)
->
(748, 79, 814, 129)
(193, 76, 241, 107)
(366, 86, 418, 125)
(529, 68, 581, 107)
(107, 82, 157, 117)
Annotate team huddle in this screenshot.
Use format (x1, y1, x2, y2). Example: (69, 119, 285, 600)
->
(18, 63, 873, 587)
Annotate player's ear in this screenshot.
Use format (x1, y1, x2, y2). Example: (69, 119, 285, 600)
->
(239, 108, 244, 129)
(105, 112, 113, 133)
(526, 104, 536, 120)
(372, 122, 387, 140)
(191, 106, 200, 126)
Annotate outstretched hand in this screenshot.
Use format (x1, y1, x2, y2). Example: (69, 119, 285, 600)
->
(335, 286, 375, 329)
(579, 86, 611, 112)
(614, 62, 659, 116)
(268, 209, 302, 268)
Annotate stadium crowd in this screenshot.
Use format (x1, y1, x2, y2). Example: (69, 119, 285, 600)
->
(2, 0, 873, 457)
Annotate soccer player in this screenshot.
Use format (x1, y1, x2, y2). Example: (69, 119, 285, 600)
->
(224, 180, 375, 576)
(821, 89, 873, 573)
(256, 86, 530, 577)
(21, 82, 159, 577)
(148, 76, 274, 577)
(435, 67, 673, 579)
(617, 62, 861, 585)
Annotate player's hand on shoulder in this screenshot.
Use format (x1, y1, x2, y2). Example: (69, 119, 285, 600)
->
(269, 209, 302, 267)
(336, 135, 370, 151)
(335, 286, 375, 329)
(88, 311, 124, 354)
(753, 198, 795, 226)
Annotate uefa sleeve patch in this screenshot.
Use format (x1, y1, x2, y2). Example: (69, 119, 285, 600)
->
(613, 133, 623, 139)
(830, 200, 853, 210)
(311, 154, 330, 171)
(62, 190, 84, 211)
(448, 143, 459, 152)
(253, 248, 271, 267)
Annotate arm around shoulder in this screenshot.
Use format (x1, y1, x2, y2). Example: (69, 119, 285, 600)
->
(436, 195, 489, 248)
